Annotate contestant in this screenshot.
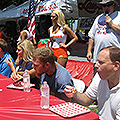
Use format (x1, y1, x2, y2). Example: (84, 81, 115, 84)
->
(65, 46, 120, 119)
(10, 40, 40, 89)
(32, 47, 74, 101)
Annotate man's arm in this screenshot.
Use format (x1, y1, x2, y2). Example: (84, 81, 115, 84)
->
(64, 85, 93, 106)
(73, 90, 94, 106)
(86, 38, 94, 62)
(27, 69, 37, 78)
(57, 93, 73, 102)
(11, 69, 37, 81)
(106, 16, 120, 35)
(110, 23, 120, 35)
(17, 69, 36, 78)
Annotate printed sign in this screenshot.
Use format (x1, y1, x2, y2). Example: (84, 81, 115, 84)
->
(21, 0, 59, 16)
(77, 0, 102, 17)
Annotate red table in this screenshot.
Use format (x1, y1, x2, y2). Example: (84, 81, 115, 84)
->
(66, 60, 94, 87)
(0, 74, 99, 120)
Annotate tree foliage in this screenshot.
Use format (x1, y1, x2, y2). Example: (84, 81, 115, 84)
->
(0, 0, 28, 10)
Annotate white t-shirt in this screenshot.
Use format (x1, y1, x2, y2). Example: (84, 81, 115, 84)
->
(85, 73, 120, 120)
(88, 11, 120, 63)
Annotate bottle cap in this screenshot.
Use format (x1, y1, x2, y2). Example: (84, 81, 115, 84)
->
(23, 70, 30, 77)
(24, 70, 28, 74)
(43, 81, 47, 86)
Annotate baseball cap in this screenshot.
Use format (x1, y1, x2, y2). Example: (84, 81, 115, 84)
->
(99, 0, 114, 4)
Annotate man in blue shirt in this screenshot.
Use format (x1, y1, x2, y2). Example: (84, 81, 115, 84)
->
(0, 39, 15, 77)
(32, 47, 74, 101)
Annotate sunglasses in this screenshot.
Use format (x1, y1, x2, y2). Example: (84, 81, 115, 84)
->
(102, 2, 113, 7)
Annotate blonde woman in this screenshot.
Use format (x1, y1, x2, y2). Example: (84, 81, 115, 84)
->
(48, 9, 78, 67)
(15, 17, 37, 66)
(11, 40, 40, 89)
(16, 40, 34, 72)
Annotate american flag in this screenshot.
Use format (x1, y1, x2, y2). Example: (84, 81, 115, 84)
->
(28, 0, 35, 38)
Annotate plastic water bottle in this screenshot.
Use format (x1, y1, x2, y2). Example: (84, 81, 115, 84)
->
(23, 70, 31, 92)
(40, 81, 49, 109)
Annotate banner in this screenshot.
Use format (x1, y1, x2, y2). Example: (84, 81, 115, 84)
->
(21, 0, 59, 16)
(77, 0, 120, 29)
(21, 0, 78, 19)
(77, 0, 120, 17)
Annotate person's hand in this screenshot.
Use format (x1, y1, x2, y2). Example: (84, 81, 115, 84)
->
(6, 58, 16, 72)
(10, 71, 18, 81)
(59, 42, 66, 48)
(64, 85, 76, 98)
(86, 51, 92, 62)
(105, 16, 113, 27)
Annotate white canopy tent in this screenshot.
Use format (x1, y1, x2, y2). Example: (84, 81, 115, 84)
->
(0, 0, 78, 24)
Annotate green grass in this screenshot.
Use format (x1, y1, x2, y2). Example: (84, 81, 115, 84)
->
(87, 102, 98, 113)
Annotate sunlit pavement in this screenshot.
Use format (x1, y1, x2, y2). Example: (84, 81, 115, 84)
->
(68, 42, 93, 62)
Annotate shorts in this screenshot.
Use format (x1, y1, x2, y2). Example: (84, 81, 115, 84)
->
(51, 47, 68, 60)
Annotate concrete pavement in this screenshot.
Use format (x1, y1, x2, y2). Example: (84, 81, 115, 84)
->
(68, 42, 90, 62)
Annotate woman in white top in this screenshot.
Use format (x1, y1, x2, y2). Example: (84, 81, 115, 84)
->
(48, 9, 78, 67)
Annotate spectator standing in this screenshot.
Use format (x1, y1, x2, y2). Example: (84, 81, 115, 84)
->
(87, 0, 120, 64)
(48, 9, 78, 67)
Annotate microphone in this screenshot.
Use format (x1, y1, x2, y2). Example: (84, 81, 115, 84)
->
(105, 11, 109, 27)
(105, 11, 109, 16)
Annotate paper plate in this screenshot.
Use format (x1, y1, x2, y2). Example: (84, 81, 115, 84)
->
(7, 82, 35, 90)
(49, 102, 90, 118)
